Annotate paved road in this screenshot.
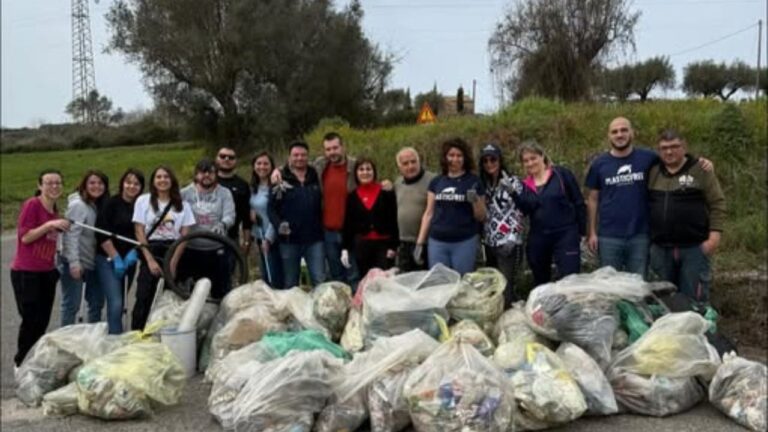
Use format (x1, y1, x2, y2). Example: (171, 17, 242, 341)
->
(0, 233, 748, 431)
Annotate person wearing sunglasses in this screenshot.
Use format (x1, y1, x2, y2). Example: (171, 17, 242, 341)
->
(215, 147, 253, 251)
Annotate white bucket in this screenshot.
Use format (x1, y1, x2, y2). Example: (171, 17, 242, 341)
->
(160, 327, 196, 378)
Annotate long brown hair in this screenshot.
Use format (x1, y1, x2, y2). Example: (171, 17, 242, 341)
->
(76, 169, 110, 208)
(439, 138, 476, 175)
(148, 165, 183, 212)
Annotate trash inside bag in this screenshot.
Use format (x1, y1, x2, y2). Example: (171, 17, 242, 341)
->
(76, 342, 186, 420)
(525, 267, 650, 368)
(403, 339, 515, 432)
(449, 320, 495, 357)
(617, 300, 652, 344)
(362, 264, 460, 347)
(221, 350, 344, 431)
(315, 391, 369, 432)
(208, 304, 288, 368)
(368, 362, 417, 432)
(353, 268, 398, 309)
(147, 289, 219, 344)
(42, 382, 79, 417)
(16, 323, 118, 407)
(709, 352, 767, 432)
(312, 281, 353, 342)
(556, 342, 618, 415)
(259, 330, 348, 360)
(448, 267, 506, 334)
(509, 343, 587, 430)
(341, 307, 365, 353)
(610, 373, 705, 417)
(492, 302, 551, 371)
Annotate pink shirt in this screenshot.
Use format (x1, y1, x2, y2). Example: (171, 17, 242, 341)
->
(11, 197, 61, 272)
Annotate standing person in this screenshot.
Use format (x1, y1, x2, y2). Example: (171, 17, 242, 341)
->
(11, 170, 70, 368)
(513, 141, 586, 287)
(268, 141, 326, 288)
(59, 170, 109, 326)
(415, 138, 486, 275)
(393, 147, 436, 272)
(478, 142, 525, 304)
(132, 166, 195, 330)
(340, 158, 399, 278)
(249, 151, 284, 288)
(215, 146, 254, 251)
(94, 168, 145, 334)
(180, 159, 236, 300)
(647, 130, 726, 304)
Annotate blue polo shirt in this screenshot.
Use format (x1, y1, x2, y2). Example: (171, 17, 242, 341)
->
(428, 173, 485, 242)
(585, 147, 659, 238)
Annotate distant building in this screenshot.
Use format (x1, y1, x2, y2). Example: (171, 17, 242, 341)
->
(440, 95, 475, 116)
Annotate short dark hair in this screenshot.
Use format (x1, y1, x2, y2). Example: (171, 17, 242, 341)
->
(117, 168, 145, 197)
(195, 158, 217, 173)
(288, 141, 309, 153)
(323, 132, 343, 145)
(657, 128, 684, 143)
(353, 157, 378, 184)
(439, 138, 475, 175)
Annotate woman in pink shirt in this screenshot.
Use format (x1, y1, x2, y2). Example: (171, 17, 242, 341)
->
(11, 169, 70, 367)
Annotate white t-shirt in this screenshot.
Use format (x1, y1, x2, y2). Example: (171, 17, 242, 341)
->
(132, 194, 196, 241)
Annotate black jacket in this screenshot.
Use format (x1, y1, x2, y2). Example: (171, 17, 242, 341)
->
(342, 188, 399, 250)
(95, 195, 136, 257)
(268, 166, 324, 244)
(218, 174, 253, 241)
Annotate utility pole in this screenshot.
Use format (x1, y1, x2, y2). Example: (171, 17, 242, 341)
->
(72, 0, 97, 124)
(757, 19, 763, 98)
(472, 79, 477, 113)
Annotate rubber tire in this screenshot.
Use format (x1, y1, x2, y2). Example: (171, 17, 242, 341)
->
(162, 231, 248, 300)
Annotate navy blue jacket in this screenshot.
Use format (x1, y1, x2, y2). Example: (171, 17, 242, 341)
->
(268, 166, 324, 244)
(514, 165, 586, 236)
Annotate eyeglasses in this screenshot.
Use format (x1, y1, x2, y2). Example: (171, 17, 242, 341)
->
(610, 127, 630, 135)
(659, 144, 683, 152)
(218, 154, 236, 161)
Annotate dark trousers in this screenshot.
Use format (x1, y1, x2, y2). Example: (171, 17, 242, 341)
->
(485, 243, 524, 306)
(131, 241, 171, 331)
(11, 269, 59, 366)
(353, 238, 394, 279)
(526, 226, 581, 288)
(397, 241, 428, 273)
(177, 247, 231, 299)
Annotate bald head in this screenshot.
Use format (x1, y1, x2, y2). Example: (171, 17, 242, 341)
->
(607, 117, 634, 152)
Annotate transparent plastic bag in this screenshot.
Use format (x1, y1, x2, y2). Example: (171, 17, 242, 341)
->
(42, 382, 79, 417)
(353, 268, 398, 308)
(709, 352, 767, 431)
(208, 304, 288, 368)
(315, 391, 368, 432)
(16, 323, 116, 407)
(76, 342, 186, 420)
(525, 267, 650, 368)
(340, 308, 365, 353)
(224, 350, 344, 432)
(147, 289, 219, 344)
(556, 342, 618, 415)
(449, 320, 495, 357)
(492, 302, 551, 371)
(448, 267, 506, 334)
(362, 264, 460, 346)
(403, 339, 515, 432)
(312, 281, 353, 341)
(270, 287, 332, 338)
(610, 373, 705, 417)
(509, 343, 587, 430)
(369, 362, 416, 432)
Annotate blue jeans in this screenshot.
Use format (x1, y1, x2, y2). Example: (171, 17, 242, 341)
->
(58, 258, 101, 326)
(94, 254, 136, 334)
(598, 234, 650, 279)
(324, 230, 359, 285)
(280, 241, 326, 289)
(650, 244, 712, 303)
(428, 235, 479, 275)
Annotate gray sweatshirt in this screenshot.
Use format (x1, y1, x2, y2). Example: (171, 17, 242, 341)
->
(61, 192, 97, 270)
(181, 183, 236, 250)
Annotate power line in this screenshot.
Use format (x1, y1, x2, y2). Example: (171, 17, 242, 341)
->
(667, 22, 759, 57)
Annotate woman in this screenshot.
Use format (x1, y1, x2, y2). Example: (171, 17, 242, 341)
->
(513, 140, 586, 287)
(478, 142, 525, 305)
(131, 165, 195, 331)
(341, 157, 399, 278)
(59, 170, 109, 326)
(249, 151, 284, 288)
(11, 170, 70, 368)
(94, 168, 145, 334)
(416, 138, 487, 275)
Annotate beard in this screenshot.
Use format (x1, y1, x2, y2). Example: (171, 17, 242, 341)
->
(610, 137, 632, 151)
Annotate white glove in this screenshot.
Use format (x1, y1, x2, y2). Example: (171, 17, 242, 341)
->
(340, 249, 351, 268)
(501, 175, 523, 195)
(211, 223, 227, 236)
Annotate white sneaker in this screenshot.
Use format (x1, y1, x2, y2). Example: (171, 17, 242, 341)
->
(13, 365, 19, 380)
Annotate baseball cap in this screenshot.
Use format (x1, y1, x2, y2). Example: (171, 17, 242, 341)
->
(480, 143, 502, 158)
(195, 158, 216, 173)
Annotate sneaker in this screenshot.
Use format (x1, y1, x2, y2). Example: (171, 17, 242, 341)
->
(13, 364, 19, 380)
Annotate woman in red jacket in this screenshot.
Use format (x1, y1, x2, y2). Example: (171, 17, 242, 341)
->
(341, 157, 399, 278)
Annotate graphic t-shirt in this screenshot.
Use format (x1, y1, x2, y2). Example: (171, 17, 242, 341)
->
(585, 147, 658, 238)
(12, 197, 61, 272)
(132, 194, 196, 241)
(428, 173, 485, 242)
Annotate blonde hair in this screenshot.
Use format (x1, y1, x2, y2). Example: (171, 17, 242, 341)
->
(518, 140, 551, 166)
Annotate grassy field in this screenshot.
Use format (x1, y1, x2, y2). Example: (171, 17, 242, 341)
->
(0, 142, 204, 229)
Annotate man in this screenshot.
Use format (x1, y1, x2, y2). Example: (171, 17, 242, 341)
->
(215, 146, 253, 250)
(647, 129, 725, 304)
(180, 159, 236, 299)
(393, 147, 436, 272)
(268, 141, 326, 288)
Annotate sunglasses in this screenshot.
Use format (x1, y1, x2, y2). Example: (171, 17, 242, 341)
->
(482, 157, 499, 164)
(218, 154, 236, 161)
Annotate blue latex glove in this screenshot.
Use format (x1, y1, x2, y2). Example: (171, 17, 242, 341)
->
(124, 249, 139, 268)
(112, 254, 126, 279)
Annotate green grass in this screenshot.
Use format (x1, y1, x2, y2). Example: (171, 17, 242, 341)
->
(1, 141, 204, 229)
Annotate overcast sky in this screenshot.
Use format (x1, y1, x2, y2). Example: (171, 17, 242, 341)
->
(1, 0, 765, 127)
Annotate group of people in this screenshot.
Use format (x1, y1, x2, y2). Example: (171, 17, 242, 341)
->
(9, 116, 726, 370)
